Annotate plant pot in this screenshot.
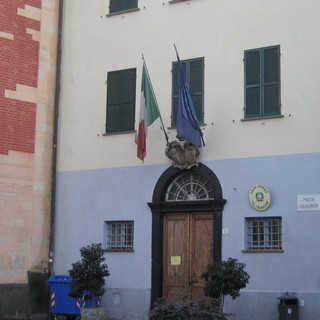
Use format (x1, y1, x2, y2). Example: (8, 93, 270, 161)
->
(81, 307, 107, 320)
(223, 313, 237, 320)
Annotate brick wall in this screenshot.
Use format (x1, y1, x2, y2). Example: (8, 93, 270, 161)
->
(0, 0, 41, 155)
(0, 0, 59, 317)
(0, 0, 59, 292)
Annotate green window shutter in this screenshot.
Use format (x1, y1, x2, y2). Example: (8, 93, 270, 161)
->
(171, 61, 183, 127)
(106, 71, 121, 133)
(106, 68, 136, 133)
(244, 45, 280, 119)
(119, 68, 136, 131)
(245, 50, 261, 118)
(124, 0, 138, 10)
(263, 46, 280, 116)
(189, 58, 204, 123)
(171, 57, 204, 127)
(109, 0, 122, 13)
(109, 0, 138, 13)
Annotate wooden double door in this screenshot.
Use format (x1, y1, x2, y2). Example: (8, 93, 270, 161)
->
(163, 212, 214, 301)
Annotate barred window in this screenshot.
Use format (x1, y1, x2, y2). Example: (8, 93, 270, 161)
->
(104, 221, 134, 251)
(246, 217, 282, 251)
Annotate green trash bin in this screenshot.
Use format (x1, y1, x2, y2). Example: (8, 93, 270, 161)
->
(278, 295, 299, 320)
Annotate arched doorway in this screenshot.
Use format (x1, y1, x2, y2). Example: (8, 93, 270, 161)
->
(148, 163, 226, 305)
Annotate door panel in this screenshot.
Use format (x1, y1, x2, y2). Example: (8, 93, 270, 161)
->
(163, 213, 189, 300)
(163, 212, 214, 301)
(190, 213, 213, 301)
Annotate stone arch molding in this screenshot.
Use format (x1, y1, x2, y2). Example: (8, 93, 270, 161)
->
(152, 163, 224, 202)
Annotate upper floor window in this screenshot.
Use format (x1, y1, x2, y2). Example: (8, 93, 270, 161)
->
(244, 45, 280, 119)
(106, 68, 136, 133)
(109, 0, 138, 14)
(171, 57, 204, 127)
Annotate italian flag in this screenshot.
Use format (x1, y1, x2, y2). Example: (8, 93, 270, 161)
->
(136, 63, 160, 161)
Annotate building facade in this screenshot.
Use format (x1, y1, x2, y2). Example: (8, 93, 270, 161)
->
(53, 1, 320, 319)
(0, 0, 60, 318)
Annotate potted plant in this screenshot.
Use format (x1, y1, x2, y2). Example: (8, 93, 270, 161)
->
(201, 258, 250, 319)
(68, 243, 110, 320)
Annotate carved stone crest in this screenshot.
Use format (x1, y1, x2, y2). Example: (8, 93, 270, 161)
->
(165, 140, 200, 169)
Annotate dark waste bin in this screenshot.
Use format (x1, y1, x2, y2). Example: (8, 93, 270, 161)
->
(278, 295, 299, 320)
(48, 275, 100, 316)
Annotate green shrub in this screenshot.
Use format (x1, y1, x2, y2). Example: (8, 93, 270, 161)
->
(68, 243, 110, 307)
(150, 297, 225, 320)
(201, 258, 250, 312)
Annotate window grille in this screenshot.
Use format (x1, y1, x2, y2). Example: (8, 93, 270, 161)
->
(104, 221, 134, 251)
(165, 172, 214, 201)
(246, 217, 282, 250)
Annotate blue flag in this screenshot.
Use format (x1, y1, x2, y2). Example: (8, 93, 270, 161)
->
(176, 54, 204, 147)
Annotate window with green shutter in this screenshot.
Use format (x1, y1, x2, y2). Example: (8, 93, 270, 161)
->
(106, 68, 136, 133)
(244, 45, 281, 119)
(171, 57, 204, 127)
(109, 0, 138, 14)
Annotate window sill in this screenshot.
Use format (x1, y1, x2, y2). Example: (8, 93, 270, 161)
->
(241, 115, 284, 122)
(169, 0, 190, 3)
(168, 123, 207, 129)
(242, 249, 284, 253)
(103, 130, 136, 136)
(106, 8, 140, 17)
(103, 249, 134, 253)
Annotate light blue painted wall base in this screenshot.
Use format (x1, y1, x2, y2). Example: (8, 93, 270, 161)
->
(224, 291, 320, 320)
(102, 288, 151, 320)
(54, 152, 320, 320)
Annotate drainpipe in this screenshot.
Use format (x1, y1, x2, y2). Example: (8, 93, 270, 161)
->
(49, 0, 64, 276)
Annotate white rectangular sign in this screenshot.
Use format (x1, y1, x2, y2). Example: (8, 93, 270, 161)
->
(297, 194, 320, 212)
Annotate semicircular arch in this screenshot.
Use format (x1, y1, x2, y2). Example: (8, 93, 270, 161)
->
(152, 163, 223, 203)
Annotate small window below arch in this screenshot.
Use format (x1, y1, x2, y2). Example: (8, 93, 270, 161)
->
(165, 171, 214, 201)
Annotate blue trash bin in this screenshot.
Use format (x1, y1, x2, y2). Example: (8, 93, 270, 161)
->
(48, 275, 100, 316)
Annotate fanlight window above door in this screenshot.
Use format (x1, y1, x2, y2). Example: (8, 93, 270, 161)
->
(165, 172, 214, 201)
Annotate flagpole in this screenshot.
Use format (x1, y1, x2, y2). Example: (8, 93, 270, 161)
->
(141, 54, 169, 144)
(173, 43, 179, 59)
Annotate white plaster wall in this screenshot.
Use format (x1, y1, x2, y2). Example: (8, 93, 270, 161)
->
(57, 0, 320, 170)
